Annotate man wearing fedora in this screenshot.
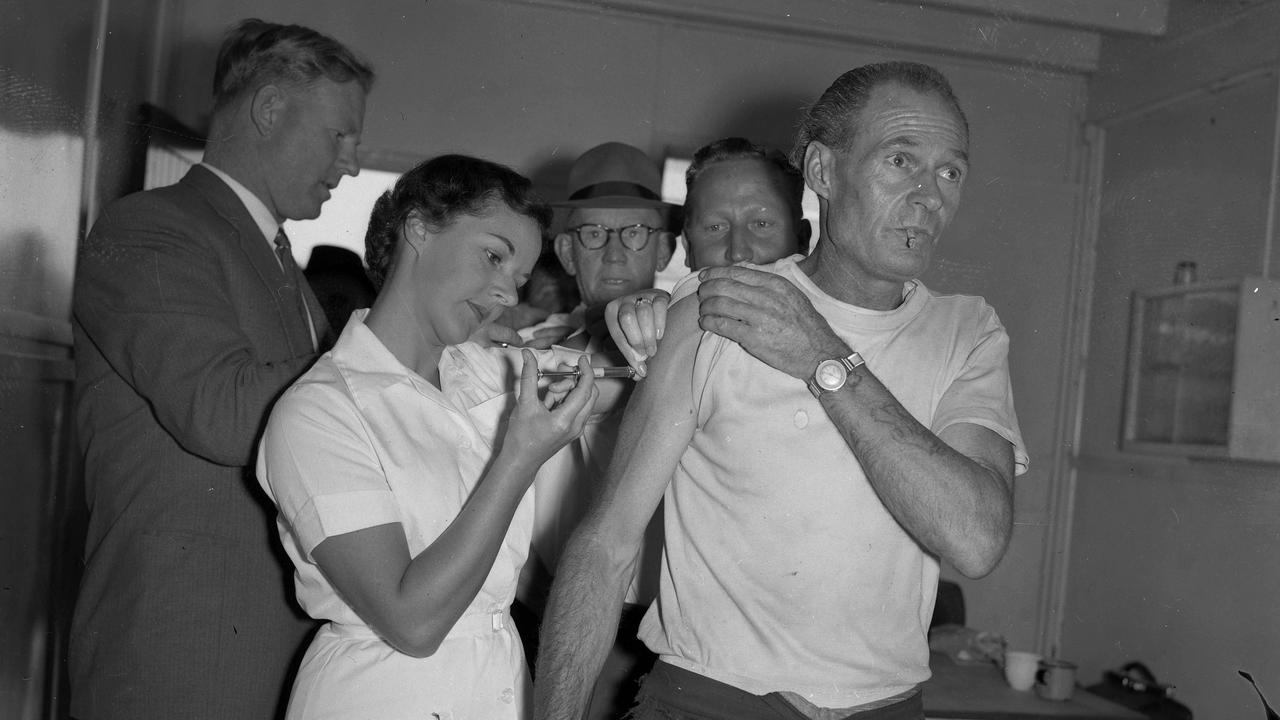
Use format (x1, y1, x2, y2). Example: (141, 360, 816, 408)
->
(518, 141, 679, 719)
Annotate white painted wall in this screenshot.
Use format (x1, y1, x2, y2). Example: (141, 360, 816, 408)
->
(1071, 4, 1280, 717)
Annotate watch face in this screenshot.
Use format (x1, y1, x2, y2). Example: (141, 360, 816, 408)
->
(816, 359, 847, 391)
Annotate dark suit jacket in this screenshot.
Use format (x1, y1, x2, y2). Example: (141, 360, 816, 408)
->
(71, 165, 326, 719)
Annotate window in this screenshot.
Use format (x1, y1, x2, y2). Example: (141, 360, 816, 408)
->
(283, 169, 400, 268)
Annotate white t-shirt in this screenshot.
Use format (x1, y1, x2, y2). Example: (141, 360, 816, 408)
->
(639, 256, 1028, 709)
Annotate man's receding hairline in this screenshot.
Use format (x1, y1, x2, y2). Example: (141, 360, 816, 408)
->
(842, 81, 969, 153)
(686, 156, 796, 213)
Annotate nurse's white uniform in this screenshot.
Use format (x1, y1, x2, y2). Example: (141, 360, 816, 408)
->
(258, 310, 540, 720)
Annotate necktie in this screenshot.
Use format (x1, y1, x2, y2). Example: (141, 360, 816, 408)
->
(274, 228, 318, 351)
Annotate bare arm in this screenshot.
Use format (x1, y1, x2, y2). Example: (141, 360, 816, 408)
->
(817, 370, 1013, 576)
(311, 353, 598, 657)
(534, 297, 701, 720)
(696, 265, 1014, 577)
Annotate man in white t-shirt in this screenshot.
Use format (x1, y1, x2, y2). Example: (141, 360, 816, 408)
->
(535, 62, 1029, 720)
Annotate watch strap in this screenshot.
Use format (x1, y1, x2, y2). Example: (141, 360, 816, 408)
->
(807, 351, 866, 399)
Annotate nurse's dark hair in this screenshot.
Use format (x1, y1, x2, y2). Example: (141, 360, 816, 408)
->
(364, 155, 552, 291)
(790, 61, 968, 167)
(212, 18, 375, 110)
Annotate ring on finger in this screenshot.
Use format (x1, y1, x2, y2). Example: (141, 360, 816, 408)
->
(635, 296, 652, 306)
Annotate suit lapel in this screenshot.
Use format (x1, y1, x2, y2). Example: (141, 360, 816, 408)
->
(180, 166, 327, 354)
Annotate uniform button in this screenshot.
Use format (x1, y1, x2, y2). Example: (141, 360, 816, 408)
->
(499, 687, 514, 703)
(460, 439, 472, 449)
(794, 410, 809, 428)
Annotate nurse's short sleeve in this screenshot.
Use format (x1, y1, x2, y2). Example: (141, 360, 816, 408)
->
(931, 306, 1030, 476)
(259, 383, 399, 560)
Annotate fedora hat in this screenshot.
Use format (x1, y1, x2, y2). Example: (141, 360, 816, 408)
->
(557, 142, 681, 218)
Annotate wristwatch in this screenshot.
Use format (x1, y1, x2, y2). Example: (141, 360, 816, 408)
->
(806, 351, 865, 399)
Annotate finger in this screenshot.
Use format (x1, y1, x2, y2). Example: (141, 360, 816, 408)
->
(545, 376, 577, 393)
(554, 354, 597, 417)
(484, 322, 524, 348)
(633, 300, 660, 357)
(606, 303, 651, 379)
(698, 313, 753, 346)
(651, 293, 670, 342)
(516, 349, 539, 401)
(698, 264, 784, 288)
(697, 276, 777, 309)
(542, 386, 569, 409)
(565, 384, 599, 435)
(610, 302, 648, 357)
(532, 325, 573, 348)
(697, 294, 761, 327)
(604, 297, 625, 335)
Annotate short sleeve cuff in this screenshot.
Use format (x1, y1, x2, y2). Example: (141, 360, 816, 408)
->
(291, 490, 401, 561)
(935, 414, 1030, 477)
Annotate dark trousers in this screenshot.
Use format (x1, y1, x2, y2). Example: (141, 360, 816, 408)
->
(627, 661, 924, 720)
(590, 603, 658, 720)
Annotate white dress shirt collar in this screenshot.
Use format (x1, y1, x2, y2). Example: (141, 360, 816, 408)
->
(200, 162, 281, 245)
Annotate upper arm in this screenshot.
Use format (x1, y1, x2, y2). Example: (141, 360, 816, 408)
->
(937, 422, 1014, 492)
(578, 295, 703, 552)
(312, 523, 414, 643)
(932, 306, 1029, 476)
(77, 201, 312, 465)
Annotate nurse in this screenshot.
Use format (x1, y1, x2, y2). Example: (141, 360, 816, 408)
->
(258, 154, 597, 719)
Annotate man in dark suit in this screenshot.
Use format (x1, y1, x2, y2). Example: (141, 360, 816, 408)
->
(70, 19, 374, 719)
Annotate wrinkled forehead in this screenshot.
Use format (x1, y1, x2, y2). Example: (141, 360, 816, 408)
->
(857, 84, 969, 155)
(689, 158, 793, 208)
(291, 78, 367, 126)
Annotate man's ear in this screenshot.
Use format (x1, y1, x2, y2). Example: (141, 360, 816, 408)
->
(803, 141, 835, 201)
(655, 231, 674, 272)
(680, 233, 693, 270)
(554, 233, 578, 277)
(249, 84, 287, 137)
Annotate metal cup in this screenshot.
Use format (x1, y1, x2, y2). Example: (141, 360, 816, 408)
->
(1035, 659, 1077, 701)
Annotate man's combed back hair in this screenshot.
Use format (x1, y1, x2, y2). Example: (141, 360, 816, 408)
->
(364, 154, 552, 291)
(684, 137, 805, 221)
(790, 61, 968, 167)
(212, 19, 375, 110)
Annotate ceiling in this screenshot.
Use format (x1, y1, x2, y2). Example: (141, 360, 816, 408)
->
(883, 0, 1172, 37)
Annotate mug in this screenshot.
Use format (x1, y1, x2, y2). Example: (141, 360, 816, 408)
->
(1036, 659, 1078, 701)
(1003, 650, 1041, 691)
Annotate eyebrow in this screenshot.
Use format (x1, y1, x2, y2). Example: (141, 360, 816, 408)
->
(489, 233, 516, 255)
(884, 135, 969, 165)
(488, 233, 531, 284)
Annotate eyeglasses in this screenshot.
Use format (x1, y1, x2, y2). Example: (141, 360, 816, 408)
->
(567, 223, 659, 252)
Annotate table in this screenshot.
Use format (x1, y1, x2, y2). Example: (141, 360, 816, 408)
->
(923, 654, 1146, 720)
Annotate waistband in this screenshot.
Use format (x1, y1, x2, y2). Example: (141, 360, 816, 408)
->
(326, 608, 514, 642)
(637, 661, 923, 720)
